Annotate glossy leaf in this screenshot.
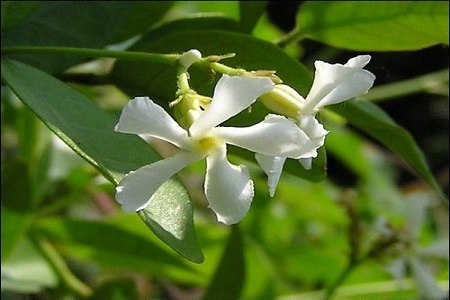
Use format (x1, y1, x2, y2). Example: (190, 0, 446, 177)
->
(111, 2, 175, 44)
(1, 59, 203, 263)
(328, 99, 444, 198)
(1, 1, 131, 73)
(296, 1, 449, 50)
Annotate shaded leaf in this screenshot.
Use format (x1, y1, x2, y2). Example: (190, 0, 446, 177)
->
(239, 1, 268, 33)
(1, 161, 33, 261)
(111, 1, 175, 43)
(1, 59, 203, 263)
(0, 1, 42, 32)
(296, 1, 449, 50)
(2, 1, 131, 73)
(203, 226, 245, 300)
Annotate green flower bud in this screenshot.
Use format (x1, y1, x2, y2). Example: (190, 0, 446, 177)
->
(171, 92, 212, 130)
(258, 84, 304, 119)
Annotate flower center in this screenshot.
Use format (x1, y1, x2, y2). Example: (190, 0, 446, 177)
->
(194, 136, 222, 153)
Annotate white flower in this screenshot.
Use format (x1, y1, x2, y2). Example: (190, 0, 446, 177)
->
(257, 55, 376, 196)
(114, 75, 317, 225)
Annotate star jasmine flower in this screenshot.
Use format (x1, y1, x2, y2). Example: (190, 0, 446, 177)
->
(257, 55, 376, 196)
(114, 75, 317, 225)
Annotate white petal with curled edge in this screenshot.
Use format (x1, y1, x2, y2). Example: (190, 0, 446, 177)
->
(302, 56, 375, 114)
(189, 75, 274, 136)
(255, 154, 286, 197)
(298, 157, 313, 170)
(116, 151, 202, 212)
(115, 97, 191, 149)
(298, 115, 328, 148)
(205, 145, 254, 225)
(213, 114, 317, 159)
(345, 55, 371, 68)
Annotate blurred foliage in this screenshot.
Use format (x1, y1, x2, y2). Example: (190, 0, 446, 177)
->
(1, 1, 448, 300)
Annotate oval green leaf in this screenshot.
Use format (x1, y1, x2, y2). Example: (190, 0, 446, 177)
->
(296, 1, 449, 51)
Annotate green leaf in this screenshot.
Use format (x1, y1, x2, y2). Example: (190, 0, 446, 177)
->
(1, 1, 131, 73)
(0, 1, 42, 32)
(1, 58, 203, 263)
(328, 100, 445, 199)
(203, 226, 246, 300)
(32, 217, 201, 277)
(111, 1, 175, 43)
(1, 237, 58, 293)
(138, 180, 205, 263)
(111, 17, 326, 182)
(296, 1, 449, 51)
(1, 161, 33, 261)
(239, 1, 268, 33)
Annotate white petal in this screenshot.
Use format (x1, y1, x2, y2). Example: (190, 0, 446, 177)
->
(205, 145, 254, 225)
(189, 75, 274, 136)
(255, 154, 286, 197)
(409, 257, 446, 298)
(116, 151, 202, 212)
(302, 56, 376, 114)
(345, 55, 371, 68)
(115, 97, 191, 149)
(298, 115, 328, 148)
(179, 49, 202, 69)
(213, 114, 318, 159)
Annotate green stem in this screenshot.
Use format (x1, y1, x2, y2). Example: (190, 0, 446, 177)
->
(207, 62, 245, 76)
(1, 46, 179, 64)
(276, 27, 304, 48)
(32, 235, 93, 298)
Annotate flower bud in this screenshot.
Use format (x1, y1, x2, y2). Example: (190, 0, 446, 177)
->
(258, 84, 304, 119)
(171, 92, 211, 130)
(178, 49, 202, 69)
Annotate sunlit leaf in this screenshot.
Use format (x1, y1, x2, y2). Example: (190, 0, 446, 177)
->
(296, 1, 449, 50)
(1, 59, 203, 263)
(1, 237, 58, 293)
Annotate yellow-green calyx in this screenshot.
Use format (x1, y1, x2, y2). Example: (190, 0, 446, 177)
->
(171, 91, 212, 130)
(258, 84, 304, 119)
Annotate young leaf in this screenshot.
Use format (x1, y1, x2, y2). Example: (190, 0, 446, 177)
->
(295, 1, 449, 50)
(1, 59, 204, 263)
